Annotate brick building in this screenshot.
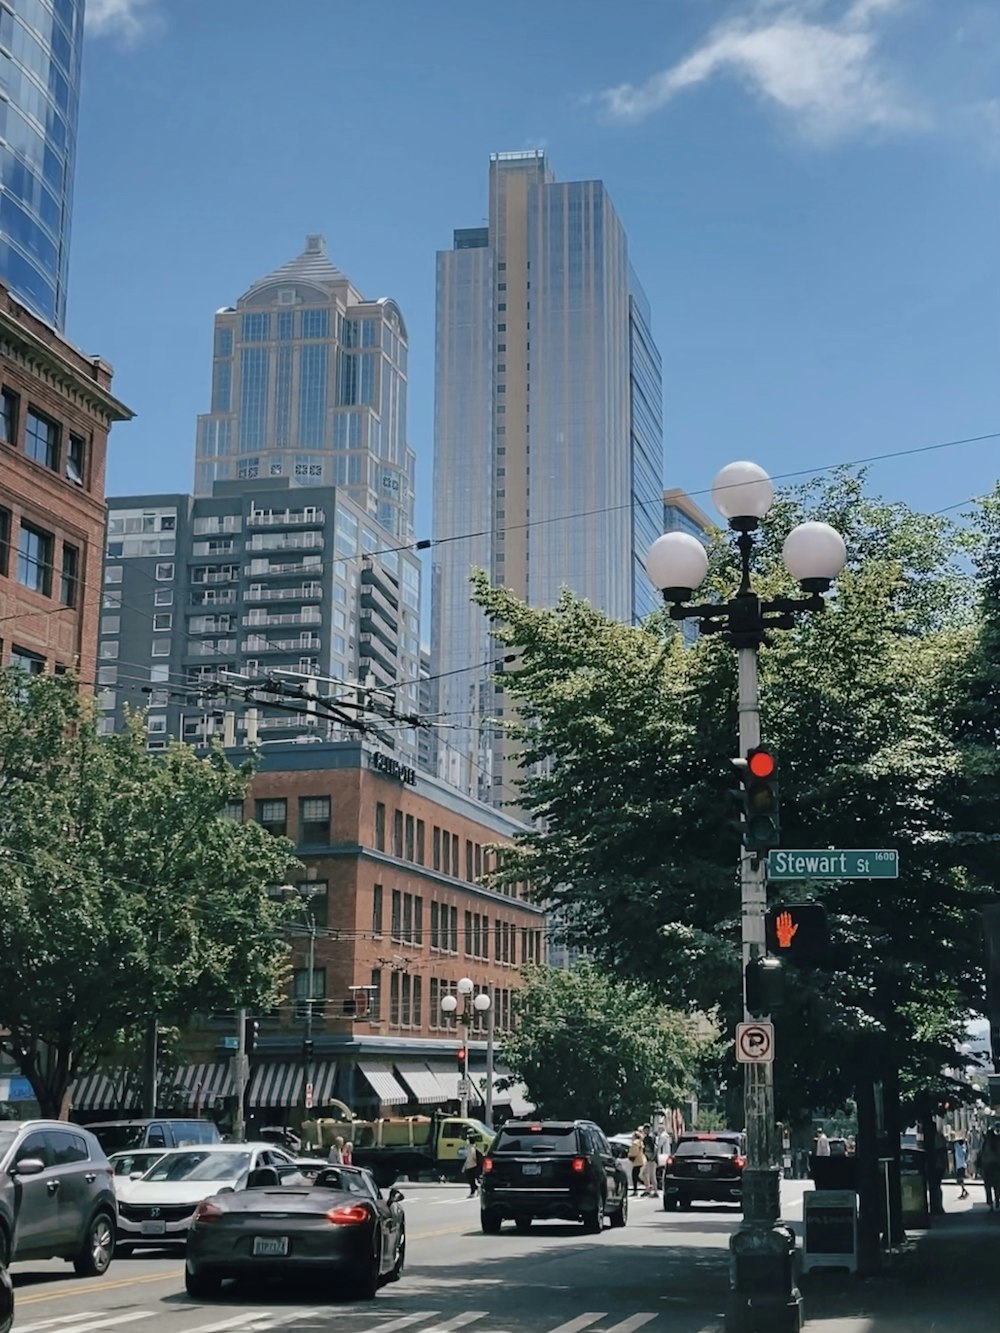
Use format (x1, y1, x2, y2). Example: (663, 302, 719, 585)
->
(71, 740, 545, 1128)
(0, 283, 132, 680)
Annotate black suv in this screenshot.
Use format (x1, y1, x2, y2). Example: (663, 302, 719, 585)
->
(662, 1131, 746, 1210)
(480, 1119, 629, 1234)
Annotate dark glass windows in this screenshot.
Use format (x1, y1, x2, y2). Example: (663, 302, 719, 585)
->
(25, 409, 58, 469)
(16, 522, 53, 594)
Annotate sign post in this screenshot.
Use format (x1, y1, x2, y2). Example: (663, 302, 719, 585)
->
(768, 850, 898, 880)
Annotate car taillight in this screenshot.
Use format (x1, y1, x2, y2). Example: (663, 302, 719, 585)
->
(193, 1199, 223, 1223)
(325, 1204, 370, 1225)
(482, 1157, 494, 1173)
(734, 1156, 747, 1169)
(571, 1157, 586, 1173)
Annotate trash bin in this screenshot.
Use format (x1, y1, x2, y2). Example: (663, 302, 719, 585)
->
(810, 1153, 860, 1191)
(900, 1147, 928, 1229)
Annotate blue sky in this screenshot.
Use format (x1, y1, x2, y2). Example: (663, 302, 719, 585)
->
(75, 0, 1000, 548)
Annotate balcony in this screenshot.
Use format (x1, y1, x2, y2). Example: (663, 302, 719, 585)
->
(245, 584, 323, 603)
(248, 507, 326, 528)
(242, 608, 322, 629)
(247, 557, 322, 577)
(186, 640, 236, 657)
(242, 634, 322, 654)
(246, 532, 325, 553)
(257, 713, 319, 731)
(359, 633, 395, 675)
(189, 589, 238, 607)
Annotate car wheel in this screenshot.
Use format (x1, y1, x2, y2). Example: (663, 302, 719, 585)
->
(481, 1209, 502, 1234)
(0, 1261, 12, 1333)
(663, 1196, 678, 1212)
(386, 1232, 405, 1283)
(354, 1245, 380, 1301)
(610, 1194, 628, 1228)
(73, 1212, 115, 1276)
(583, 1199, 604, 1235)
(185, 1264, 221, 1300)
(514, 1217, 532, 1234)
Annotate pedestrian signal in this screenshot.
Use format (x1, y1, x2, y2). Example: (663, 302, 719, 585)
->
(745, 955, 784, 1017)
(765, 903, 828, 967)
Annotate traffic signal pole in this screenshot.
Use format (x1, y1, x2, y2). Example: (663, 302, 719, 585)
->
(233, 1006, 248, 1143)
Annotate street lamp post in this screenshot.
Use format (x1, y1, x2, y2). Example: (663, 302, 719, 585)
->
(645, 461, 846, 1333)
(286, 882, 320, 1118)
(441, 977, 493, 1120)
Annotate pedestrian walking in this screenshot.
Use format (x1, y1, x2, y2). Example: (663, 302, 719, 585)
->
(327, 1135, 344, 1164)
(462, 1130, 484, 1197)
(979, 1125, 1000, 1210)
(954, 1138, 969, 1199)
(641, 1125, 658, 1196)
(342, 1140, 353, 1166)
(627, 1131, 645, 1196)
(655, 1124, 672, 1191)
(814, 1128, 831, 1157)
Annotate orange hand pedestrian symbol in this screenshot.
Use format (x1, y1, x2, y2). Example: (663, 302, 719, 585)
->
(775, 911, 798, 949)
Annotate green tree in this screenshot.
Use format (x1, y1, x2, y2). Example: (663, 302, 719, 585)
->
(472, 471, 1000, 1118)
(0, 671, 297, 1117)
(498, 961, 704, 1127)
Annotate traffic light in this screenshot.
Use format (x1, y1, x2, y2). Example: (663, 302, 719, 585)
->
(745, 955, 784, 1017)
(455, 1046, 466, 1069)
(732, 746, 780, 854)
(765, 903, 828, 968)
(303, 1037, 314, 1061)
(245, 1017, 260, 1054)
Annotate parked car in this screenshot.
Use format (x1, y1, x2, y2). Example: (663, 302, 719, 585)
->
(0, 1258, 10, 1333)
(85, 1119, 220, 1155)
(662, 1131, 746, 1211)
(115, 1143, 294, 1253)
(480, 1119, 629, 1234)
(108, 1149, 169, 1182)
(185, 1163, 405, 1301)
(0, 1120, 117, 1275)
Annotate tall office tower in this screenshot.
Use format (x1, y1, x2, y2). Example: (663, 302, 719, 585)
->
(194, 235, 415, 543)
(0, 0, 85, 329)
(432, 151, 663, 802)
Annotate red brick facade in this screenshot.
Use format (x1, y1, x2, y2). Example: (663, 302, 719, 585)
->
(0, 284, 132, 682)
(240, 749, 546, 1047)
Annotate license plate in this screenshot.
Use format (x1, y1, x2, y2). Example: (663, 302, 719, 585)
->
(140, 1220, 166, 1235)
(253, 1236, 289, 1257)
(697, 1163, 714, 1173)
(522, 1163, 541, 1175)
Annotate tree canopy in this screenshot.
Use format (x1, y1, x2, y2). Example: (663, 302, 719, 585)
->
(473, 471, 1000, 1120)
(497, 961, 704, 1128)
(0, 671, 297, 1116)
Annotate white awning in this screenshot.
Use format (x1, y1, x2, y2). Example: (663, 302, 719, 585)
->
(358, 1061, 408, 1106)
(69, 1068, 141, 1112)
(249, 1063, 305, 1108)
(394, 1061, 450, 1104)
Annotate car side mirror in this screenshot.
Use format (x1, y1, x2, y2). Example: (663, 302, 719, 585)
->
(388, 1187, 404, 1204)
(129, 1171, 145, 1180)
(12, 1158, 45, 1177)
(216, 1186, 235, 1194)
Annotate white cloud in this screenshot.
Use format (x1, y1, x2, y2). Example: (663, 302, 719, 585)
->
(85, 0, 160, 41)
(598, 0, 921, 142)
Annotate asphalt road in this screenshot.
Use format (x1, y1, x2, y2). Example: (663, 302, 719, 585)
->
(10, 1179, 793, 1333)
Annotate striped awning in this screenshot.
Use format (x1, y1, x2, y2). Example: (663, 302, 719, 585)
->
(169, 1063, 234, 1109)
(433, 1066, 484, 1106)
(70, 1068, 141, 1112)
(249, 1063, 305, 1108)
(394, 1061, 450, 1104)
(307, 1062, 338, 1107)
(358, 1061, 408, 1106)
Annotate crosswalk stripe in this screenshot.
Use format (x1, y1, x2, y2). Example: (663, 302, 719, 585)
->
(16, 1315, 104, 1333)
(546, 1316, 608, 1333)
(184, 1313, 321, 1333)
(349, 1312, 441, 1333)
(16, 1315, 153, 1333)
(421, 1314, 488, 1333)
(604, 1317, 658, 1333)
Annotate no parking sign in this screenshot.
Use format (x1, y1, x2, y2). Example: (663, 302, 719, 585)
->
(736, 1021, 774, 1063)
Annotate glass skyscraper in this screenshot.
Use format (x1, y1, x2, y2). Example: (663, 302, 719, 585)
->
(432, 151, 664, 802)
(195, 234, 415, 543)
(0, 0, 84, 329)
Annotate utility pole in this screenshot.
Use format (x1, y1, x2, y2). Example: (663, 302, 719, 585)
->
(485, 982, 496, 1128)
(233, 1007, 248, 1143)
(142, 1013, 158, 1119)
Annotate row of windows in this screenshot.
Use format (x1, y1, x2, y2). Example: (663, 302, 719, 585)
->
(1, 385, 86, 485)
(373, 802, 507, 887)
(232, 796, 332, 844)
(0, 506, 77, 604)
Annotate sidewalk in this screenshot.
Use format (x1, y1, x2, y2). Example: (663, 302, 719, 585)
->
(799, 1185, 999, 1331)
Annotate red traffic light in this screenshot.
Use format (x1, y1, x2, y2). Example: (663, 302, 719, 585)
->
(455, 1046, 466, 1066)
(748, 748, 776, 779)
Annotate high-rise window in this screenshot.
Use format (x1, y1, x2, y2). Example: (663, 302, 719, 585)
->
(0, 506, 10, 576)
(16, 523, 53, 595)
(10, 646, 44, 676)
(256, 799, 287, 837)
(60, 543, 78, 607)
(25, 410, 59, 469)
(242, 312, 269, 342)
(299, 796, 331, 843)
(239, 347, 269, 451)
(374, 802, 386, 851)
(298, 344, 328, 445)
(301, 309, 329, 339)
(393, 810, 403, 858)
(66, 435, 85, 485)
(372, 884, 383, 936)
(0, 389, 19, 445)
(369, 968, 381, 1021)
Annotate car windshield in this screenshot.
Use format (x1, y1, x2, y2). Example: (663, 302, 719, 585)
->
(0, 1128, 19, 1161)
(143, 1150, 251, 1182)
(675, 1140, 739, 1158)
(110, 1152, 165, 1177)
(493, 1127, 577, 1154)
(90, 1125, 148, 1153)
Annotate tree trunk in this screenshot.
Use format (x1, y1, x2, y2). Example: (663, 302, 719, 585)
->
(883, 1060, 904, 1246)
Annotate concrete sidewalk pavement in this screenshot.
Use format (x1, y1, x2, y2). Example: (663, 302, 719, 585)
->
(798, 1185, 999, 1331)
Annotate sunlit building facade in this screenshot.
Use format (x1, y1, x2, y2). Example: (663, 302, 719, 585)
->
(0, 0, 85, 328)
(432, 151, 663, 802)
(194, 235, 415, 543)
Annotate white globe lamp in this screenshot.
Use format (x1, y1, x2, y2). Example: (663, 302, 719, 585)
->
(644, 532, 709, 602)
(457, 976, 474, 996)
(712, 462, 774, 528)
(782, 521, 847, 592)
(440, 994, 458, 1014)
(473, 992, 491, 1012)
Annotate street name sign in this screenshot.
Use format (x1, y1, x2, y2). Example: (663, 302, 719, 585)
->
(768, 849, 898, 880)
(736, 1021, 774, 1064)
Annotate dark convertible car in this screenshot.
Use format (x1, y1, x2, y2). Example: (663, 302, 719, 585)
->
(185, 1163, 405, 1300)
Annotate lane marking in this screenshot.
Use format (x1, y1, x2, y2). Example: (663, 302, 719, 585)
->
(421, 1315, 488, 1333)
(604, 1317, 658, 1333)
(17, 1267, 183, 1306)
(16, 1314, 103, 1333)
(185, 1312, 320, 1333)
(17, 1314, 153, 1333)
(547, 1316, 608, 1333)
(350, 1312, 441, 1333)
